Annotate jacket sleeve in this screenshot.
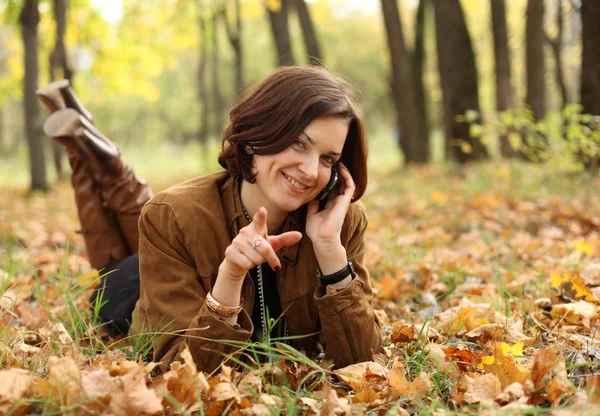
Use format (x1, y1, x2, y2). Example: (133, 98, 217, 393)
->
(313, 203, 383, 367)
(135, 202, 253, 373)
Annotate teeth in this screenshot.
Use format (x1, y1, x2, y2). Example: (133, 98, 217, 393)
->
(285, 174, 307, 190)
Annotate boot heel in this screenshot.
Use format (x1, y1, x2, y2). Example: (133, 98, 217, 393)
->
(59, 84, 93, 122)
(36, 80, 69, 113)
(43, 108, 82, 138)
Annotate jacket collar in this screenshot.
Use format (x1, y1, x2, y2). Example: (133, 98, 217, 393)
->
(220, 174, 303, 265)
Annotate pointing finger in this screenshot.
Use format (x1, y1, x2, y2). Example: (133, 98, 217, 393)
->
(268, 231, 303, 252)
(252, 207, 268, 236)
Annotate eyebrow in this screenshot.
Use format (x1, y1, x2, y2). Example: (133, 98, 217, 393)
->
(301, 132, 342, 156)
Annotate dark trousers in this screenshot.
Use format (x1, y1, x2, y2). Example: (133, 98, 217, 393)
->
(90, 253, 140, 335)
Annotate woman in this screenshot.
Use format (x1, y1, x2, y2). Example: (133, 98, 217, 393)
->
(38, 66, 382, 373)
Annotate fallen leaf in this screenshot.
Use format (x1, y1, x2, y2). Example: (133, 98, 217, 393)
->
(551, 301, 599, 329)
(334, 361, 388, 391)
(109, 367, 164, 415)
(0, 368, 35, 413)
(458, 373, 501, 405)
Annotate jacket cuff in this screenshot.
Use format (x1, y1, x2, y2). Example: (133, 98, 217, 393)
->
(314, 278, 364, 316)
(196, 302, 254, 336)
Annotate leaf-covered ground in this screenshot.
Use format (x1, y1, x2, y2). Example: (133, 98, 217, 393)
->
(1, 162, 600, 415)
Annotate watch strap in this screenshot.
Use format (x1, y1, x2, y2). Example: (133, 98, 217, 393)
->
(317, 260, 355, 285)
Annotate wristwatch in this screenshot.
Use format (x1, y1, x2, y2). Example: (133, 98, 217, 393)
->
(317, 260, 355, 286)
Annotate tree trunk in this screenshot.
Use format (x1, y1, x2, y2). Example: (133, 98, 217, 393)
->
(20, 0, 47, 191)
(580, 0, 600, 117)
(432, 0, 487, 163)
(380, 0, 422, 165)
(580, 0, 600, 169)
(525, 0, 546, 121)
(293, 0, 322, 65)
(49, 0, 71, 179)
(491, 0, 518, 157)
(0, 106, 4, 155)
(197, 10, 210, 145)
(545, 0, 567, 108)
(221, 0, 244, 98)
(267, 0, 295, 66)
(211, 9, 225, 138)
(411, 0, 430, 163)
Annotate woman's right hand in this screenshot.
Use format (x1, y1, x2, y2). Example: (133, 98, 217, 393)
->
(219, 207, 303, 282)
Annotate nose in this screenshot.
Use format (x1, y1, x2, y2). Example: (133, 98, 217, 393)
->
(298, 155, 319, 182)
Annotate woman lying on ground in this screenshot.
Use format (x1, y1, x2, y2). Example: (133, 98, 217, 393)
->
(37, 66, 383, 373)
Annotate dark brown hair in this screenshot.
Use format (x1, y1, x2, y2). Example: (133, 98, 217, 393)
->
(218, 66, 368, 200)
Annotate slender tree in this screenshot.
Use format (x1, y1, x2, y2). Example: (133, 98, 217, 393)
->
(380, 0, 422, 164)
(20, 0, 47, 190)
(433, 0, 488, 162)
(580, 0, 600, 117)
(211, 8, 225, 137)
(491, 0, 518, 157)
(267, 0, 295, 66)
(197, 6, 209, 145)
(580, 0, 600, 169)
(525, 0, 546, 121)
(221, 0, 244, 98)
(544, 0, 567, 108)
(49, 0, 72, 178)
(293, 0, 322, 65)
(411, 0, 430, 163)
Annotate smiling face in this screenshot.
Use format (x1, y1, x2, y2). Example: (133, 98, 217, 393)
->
(243, 115, 349, 219)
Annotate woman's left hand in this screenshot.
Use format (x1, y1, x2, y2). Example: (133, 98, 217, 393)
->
(305, 162, 356, 250)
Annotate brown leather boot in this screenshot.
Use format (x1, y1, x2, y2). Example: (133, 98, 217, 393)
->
(36, 79, 93, 121)
(44, 109, 152, 254)
(36, 80, 68, 113)
(69, 150, 132, 269)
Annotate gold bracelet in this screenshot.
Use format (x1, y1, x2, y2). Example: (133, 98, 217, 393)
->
(206, 292, 244, 317)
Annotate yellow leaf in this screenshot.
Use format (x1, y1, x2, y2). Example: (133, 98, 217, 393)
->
(574, 241, 594, 257)
(551, 271, 570, 289)
(460, 141, 473, 154)
(430, 191, 448, 204)
(500, 341, 523, 358)
(571, 273, 599, 303)
(477, 355, 495, 370)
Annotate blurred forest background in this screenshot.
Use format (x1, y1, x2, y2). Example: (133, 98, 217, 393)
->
(0, 0, 599, 191)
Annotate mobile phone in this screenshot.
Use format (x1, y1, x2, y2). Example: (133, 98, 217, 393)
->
(316, 163, 339, 201)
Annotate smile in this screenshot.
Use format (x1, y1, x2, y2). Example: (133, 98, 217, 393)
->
(283, 173, 308, 191)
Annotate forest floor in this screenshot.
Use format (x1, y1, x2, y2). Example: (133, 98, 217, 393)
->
(1, 161, 599, 415)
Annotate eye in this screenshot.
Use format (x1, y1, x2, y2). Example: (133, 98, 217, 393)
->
(322, 155, 335, 164)
(294, 139, 306, 149)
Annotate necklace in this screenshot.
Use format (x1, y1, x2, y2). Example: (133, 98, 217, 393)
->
(240, 203, 270, 348)
(240, 201, 289, 358)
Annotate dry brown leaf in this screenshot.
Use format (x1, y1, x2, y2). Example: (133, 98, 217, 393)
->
(495, 381, 527, 405)
(160, 346, 209, 408)
(42, 356, 85, 406)
(0, 368, 35, 413)
(318, 387, 350, 416)
(587, 375, 600, 404)
(352, 387, 381, 404)
(210, 382, 241, 403)
(458, 373, 502, 405)
(551, 301, 599, 329)
(388, 364, 431, 399)
(464, 314, 535, 346)
(390, 321, 442, 345)
(108, 366, 164, 415)
(530, 348, 575, 406)
(333, 361, 388, 391)
(81, 368, 117, 398)
(479, 343, 530, 388)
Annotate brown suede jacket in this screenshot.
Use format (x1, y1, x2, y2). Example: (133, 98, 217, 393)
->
(131, 171, 382, 373)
